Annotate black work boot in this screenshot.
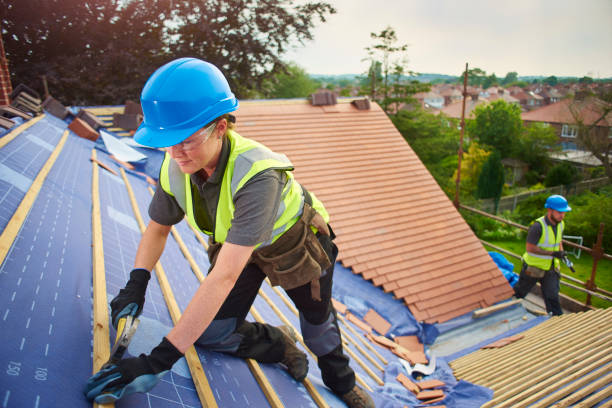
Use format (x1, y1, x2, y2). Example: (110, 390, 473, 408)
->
(279, 325, 308, 381)
(339, 385, 375, 408)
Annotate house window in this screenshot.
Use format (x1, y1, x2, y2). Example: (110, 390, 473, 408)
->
(561, 124, 578, 138)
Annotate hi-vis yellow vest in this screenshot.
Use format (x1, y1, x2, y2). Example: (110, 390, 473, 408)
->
(159, 129, 329, 247)
(522, 216, 564, 271)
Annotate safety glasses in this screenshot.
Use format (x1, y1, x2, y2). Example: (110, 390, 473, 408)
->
(166, 121, 217, 152)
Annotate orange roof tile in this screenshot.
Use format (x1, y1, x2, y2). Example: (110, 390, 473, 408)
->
(234, 99, 513, 322)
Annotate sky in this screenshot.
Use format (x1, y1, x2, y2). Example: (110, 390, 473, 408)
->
(284, 0, 612, 78)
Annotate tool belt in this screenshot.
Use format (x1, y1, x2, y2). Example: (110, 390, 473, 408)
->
(522, 261, 549, 279)
(207, 189, 332, 301)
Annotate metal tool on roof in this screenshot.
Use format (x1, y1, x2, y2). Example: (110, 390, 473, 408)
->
(102, 315, 140, 369)
(399, 354, 437, 377)
(562, 254, 576, 273)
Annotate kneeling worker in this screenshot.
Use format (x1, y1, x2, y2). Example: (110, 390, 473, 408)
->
(85, 58, 374, 408)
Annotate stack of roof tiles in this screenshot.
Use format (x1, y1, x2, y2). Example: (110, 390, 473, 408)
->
(234, 99, 513, 323)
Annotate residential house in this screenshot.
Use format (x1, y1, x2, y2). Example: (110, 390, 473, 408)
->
(414, 91, 445, 109)
(521, 93, 611, 151)
(439, 93, 488, 120)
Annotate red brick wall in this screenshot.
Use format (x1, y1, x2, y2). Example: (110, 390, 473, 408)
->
(0, 34, 13, 106)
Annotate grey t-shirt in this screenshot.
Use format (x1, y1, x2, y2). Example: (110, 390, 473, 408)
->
(148, 137, 286, 246)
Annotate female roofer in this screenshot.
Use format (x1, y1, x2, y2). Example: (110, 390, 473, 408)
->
(85, 58, 374, 408)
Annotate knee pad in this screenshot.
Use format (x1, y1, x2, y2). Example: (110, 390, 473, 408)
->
(299, 312, 341, 356)
(195, 318, 243, 353)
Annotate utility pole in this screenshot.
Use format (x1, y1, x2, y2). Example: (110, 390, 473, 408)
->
(454, 63, 468, 208)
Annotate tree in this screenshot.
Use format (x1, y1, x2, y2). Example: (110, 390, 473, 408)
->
(544, 75, 558, 86)
(364, 26, 422, 114)
(477, 150, 504, 212)
(2, 0, 173, 104)
(516, 122, 559, 175)
(392, 108, 459, 193)
(544, 162, 579, 188)
(169, 0, 335, 99)
(502, 71, 518, 85)
(460, 67, 487, 87)
(570, 92, 612, 181)
(263, 63, 320, 98)
(2, 0, 335, 104)
(467, 100, 523, 157)
(482, 73, 498, 89)
(452, 143, 490, 197)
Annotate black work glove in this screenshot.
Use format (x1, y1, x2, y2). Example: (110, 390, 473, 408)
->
(551, 250, 566, 259)
(110, 268, 150, 329)
(85, 337, 182, 403)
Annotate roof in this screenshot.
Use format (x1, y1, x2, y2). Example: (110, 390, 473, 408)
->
(521, 97, 611, 127)
(232, 99, 513, 323)
(449, 307, 612, 407)
(439, 97, 489, 120)
(0, 112, 409, 407)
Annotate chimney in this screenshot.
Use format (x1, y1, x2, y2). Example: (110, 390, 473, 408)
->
(0, 33, 12, 106)
(310, 90, 337, 106)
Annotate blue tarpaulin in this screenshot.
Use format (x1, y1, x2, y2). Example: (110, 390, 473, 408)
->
(489, 251, 519, 287)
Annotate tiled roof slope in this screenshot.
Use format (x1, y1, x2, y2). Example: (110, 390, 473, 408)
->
(234, 99, 513, 323)
(521, 96, 612, 126)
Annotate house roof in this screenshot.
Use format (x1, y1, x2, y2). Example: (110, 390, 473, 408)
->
(521, 97, 611, 126)
(232, 99, 513, 323)
(449, 307, 612, 407)
(439, 97, 489, 120)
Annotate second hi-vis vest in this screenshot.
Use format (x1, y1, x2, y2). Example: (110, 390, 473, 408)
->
(159, 129, 329, 247)
(522, 216, 564, 271)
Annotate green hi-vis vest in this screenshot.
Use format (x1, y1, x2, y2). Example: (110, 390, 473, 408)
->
(159, 129, 329, 247)
(522, 216, 564, 271)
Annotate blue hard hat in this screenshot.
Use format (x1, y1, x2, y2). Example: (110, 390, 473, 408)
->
(545, 195, 572, 212)
(134, 58, 239, 148)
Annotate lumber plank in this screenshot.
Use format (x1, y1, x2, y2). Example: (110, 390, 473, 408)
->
(91, 150, 114, 408)
(0, 129, 68, 263)
(0, 114, 45, 149)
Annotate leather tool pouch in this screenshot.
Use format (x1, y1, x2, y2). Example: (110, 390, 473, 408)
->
(524, 263, 546, 278)
(251, 201, 331, 301)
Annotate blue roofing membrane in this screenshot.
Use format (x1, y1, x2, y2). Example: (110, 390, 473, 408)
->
(3, 112, 558, 407)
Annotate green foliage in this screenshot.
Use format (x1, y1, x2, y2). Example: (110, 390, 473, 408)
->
(392, 109, 460, 192)
(364, 26, 427, 115)
(511, 194, 549, 225)
(516, 122, 559, 175)
(461, 209, 522, 241)
(263, 63, 320, 98)
(453, 143, 490, 196)
(589, 167, 606, 179)
(3, 0, 336, 104)
(544, 163, 580, 187)
(467, 100, 523, 157)
(544, 75, 558, 86)
(477, 150, 504, 202)
(564, 190, 612, 251)
(502, 71, 518, 85)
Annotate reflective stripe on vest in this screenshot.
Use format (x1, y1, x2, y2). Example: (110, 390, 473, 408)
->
(522, 216, 564, 270)
(159, 130, 329, 247)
